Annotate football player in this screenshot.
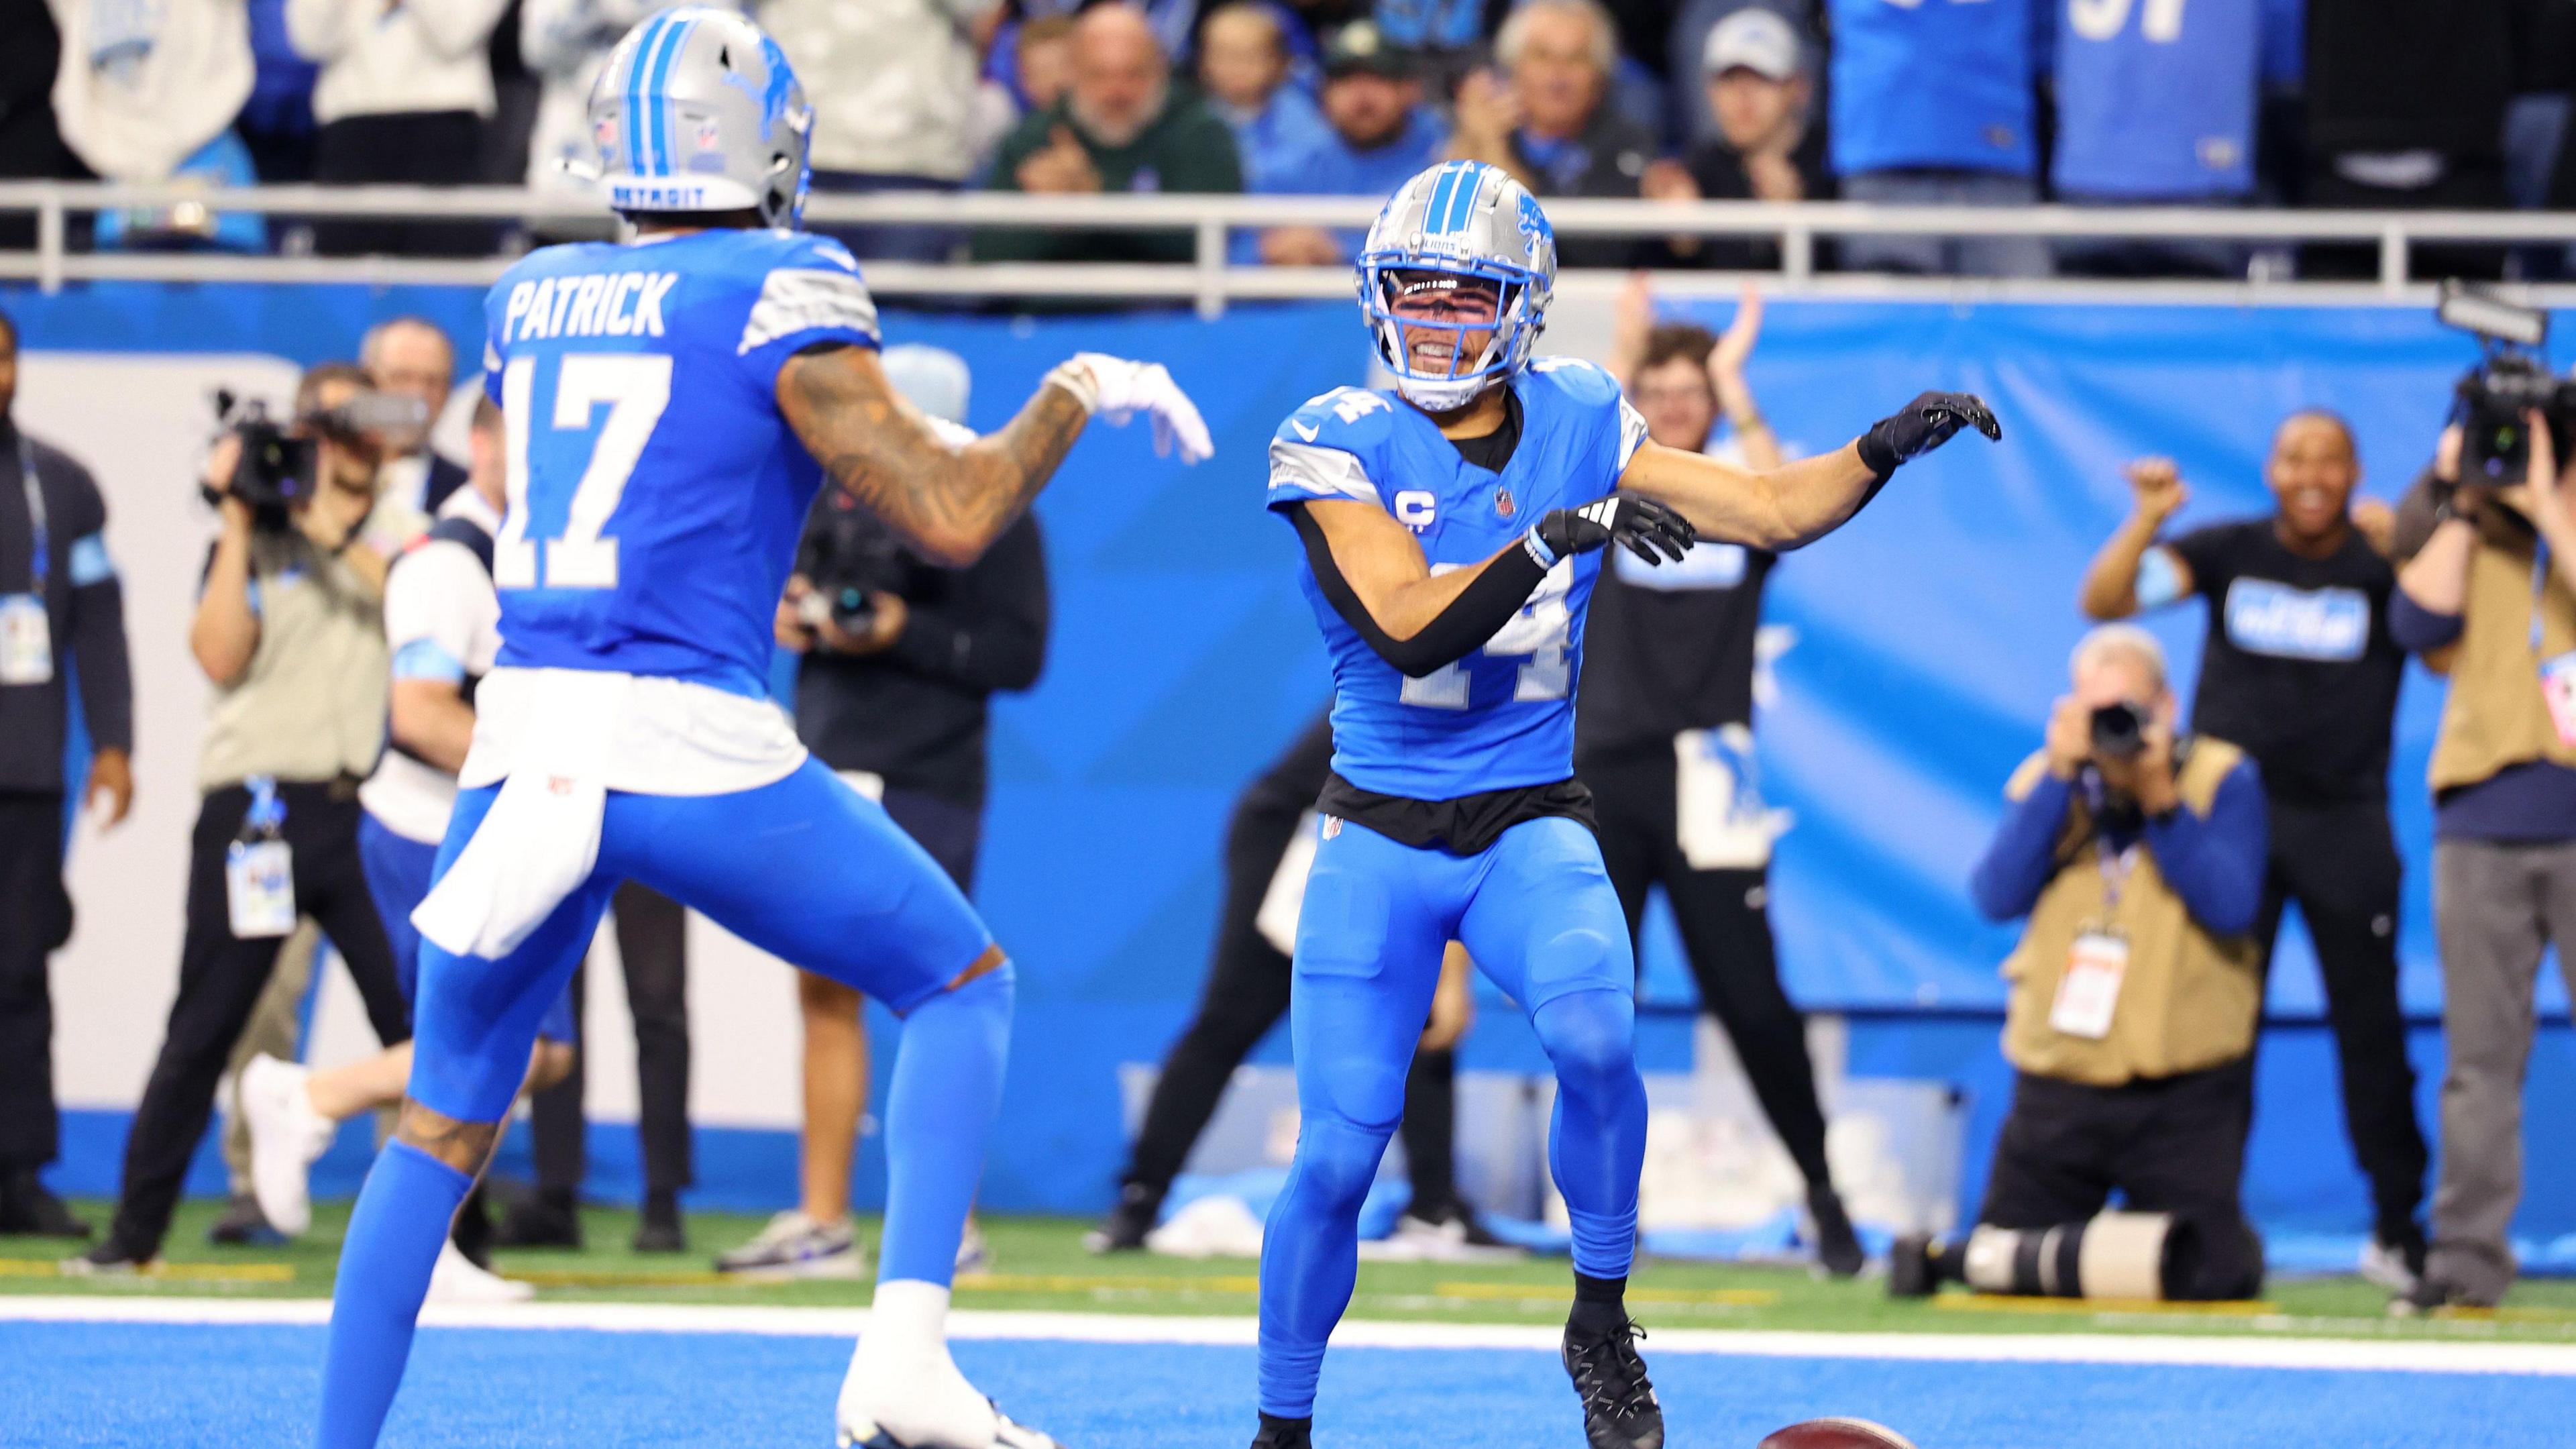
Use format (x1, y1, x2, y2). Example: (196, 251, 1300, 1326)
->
(309, 11, 1210, 1448)
(1254, 158, 1996, 1449)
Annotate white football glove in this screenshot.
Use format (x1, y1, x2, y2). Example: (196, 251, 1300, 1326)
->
(1046, 352, 1215, 464)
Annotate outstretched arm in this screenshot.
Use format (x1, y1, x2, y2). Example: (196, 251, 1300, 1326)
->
(2080, 458, 2193, 619)
(1617, 392, 2001, 551)
(1289, 491, 1690, 678)
(778, 345, 1089, 568)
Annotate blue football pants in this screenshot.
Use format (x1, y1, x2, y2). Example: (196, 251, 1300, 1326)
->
(1256, 815, 1648, 1417)
(317, 758, 1008, 1447)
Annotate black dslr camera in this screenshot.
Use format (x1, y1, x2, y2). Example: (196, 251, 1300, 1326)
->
(796, 502, 916, 638)
(2440, 281, 2576, 484)
(2089, 701, 2147, 759)
(205, 388, 429, 530)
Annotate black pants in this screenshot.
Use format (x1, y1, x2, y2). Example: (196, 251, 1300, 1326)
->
(1980, 1061, 2264, 1301)
(111, 782, 410, 1254)
(1584, 747, 1833, 1189)
(2253, 796, 2428, 1246)
(310, 111, 488, 257)
(0, 792, 73, 1171)
(1122, 717, 1462, 1214)
(525, 882, 692, 1197)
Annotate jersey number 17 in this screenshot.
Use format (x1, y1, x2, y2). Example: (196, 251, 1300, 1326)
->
(494, 352, 675, 591)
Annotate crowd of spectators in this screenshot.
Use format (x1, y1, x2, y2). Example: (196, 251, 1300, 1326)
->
(1, 0, 2574, 270)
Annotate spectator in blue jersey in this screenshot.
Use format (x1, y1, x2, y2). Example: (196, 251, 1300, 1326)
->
(1371, 0, 1488, 98)
(1200, 2, 1333, 191)
(1448, 0, 1657, 268)
(1640, 7, 1831, 271)
(1250, 20, 1448, 266)
(1827, 0, 2050, 277)
(2052, 0, 2302, 278)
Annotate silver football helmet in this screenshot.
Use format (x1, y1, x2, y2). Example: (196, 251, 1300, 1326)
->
(1356, 161, 1558, 413)
(587, 7, 814, 227)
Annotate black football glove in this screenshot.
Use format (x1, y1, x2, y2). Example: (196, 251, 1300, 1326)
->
(1528, 492, 1697, 568)
(1858, 392, 2003, 479)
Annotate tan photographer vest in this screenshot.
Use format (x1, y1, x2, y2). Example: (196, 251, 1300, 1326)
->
(1998, 739, 2263, 1088)
(2427, 525, 2576, 794)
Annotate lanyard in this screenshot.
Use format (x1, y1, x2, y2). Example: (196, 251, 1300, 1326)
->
(2078, 771, 2142, 911)
(16, 440, 43, 592)
(2538, 542, 2559, 656)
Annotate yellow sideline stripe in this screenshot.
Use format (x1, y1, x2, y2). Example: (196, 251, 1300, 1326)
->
(0, 1258, 296, 1284)
(957, 1272, 1263, 1295)
(1431, 1281, 1778, 1308)
(1932, 1293, 2277, 1318)
(504, 1267, 743, 1288)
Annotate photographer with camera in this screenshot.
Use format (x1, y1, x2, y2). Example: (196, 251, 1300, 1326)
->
(2385, 408, 2576, 1313)
(718, 345, 1049, 1277)
(2076, 412, 2430, 1290)
(1890, 625, 2269, 1305)
(73, 362, 427, 1273)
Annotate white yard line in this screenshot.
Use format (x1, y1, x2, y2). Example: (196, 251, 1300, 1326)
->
(3, 1294, 2571, 1376)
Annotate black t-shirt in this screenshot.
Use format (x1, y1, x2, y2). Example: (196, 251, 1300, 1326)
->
(1574, 539, 1778, 764)
(792, 501, 1049, 808)
(2165, 519, 2402, 803)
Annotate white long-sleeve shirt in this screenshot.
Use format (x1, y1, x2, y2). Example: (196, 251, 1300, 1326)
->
(287, 0, 511, 124)
(520, 0, 733, 192)
(47, 0, 253, 179)
(758, 0, 1001, 180)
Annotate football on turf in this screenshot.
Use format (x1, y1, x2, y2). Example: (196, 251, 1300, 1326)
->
(1758, 1418, 1919, 1449)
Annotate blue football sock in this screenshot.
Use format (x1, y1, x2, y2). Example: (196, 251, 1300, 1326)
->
(1533, 989, 1646, 1281)
(875, 963, 1013, 1287)
(316, 1140, 472, 1448)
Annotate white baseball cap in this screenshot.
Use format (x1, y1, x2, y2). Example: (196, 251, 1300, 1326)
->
(1702, 7, 1802, 81)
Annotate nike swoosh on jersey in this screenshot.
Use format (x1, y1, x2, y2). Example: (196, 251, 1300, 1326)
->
(1293, 420, 1320, 441)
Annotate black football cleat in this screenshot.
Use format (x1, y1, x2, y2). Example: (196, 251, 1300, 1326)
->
(1809, 1185, 1864, 1280)
(492, 1187, 584, 1249)
(1563, 1316, 1662, 1449)
(1249, 1412, 1313, 1449)
(207, 1193, 282, 1246)
(0, 1171, 92, 1239)
(1083, 1182, 1160, 1254)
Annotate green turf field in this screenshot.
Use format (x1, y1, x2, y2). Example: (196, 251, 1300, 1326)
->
(11, 1200, 2576, 1344)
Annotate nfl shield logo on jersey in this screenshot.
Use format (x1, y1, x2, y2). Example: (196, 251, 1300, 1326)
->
(1495, 487, 1516, 519)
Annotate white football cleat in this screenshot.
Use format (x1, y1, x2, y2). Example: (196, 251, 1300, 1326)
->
(425, 1241, 535, 1304)
(837, 1282, 1063, 1448)
(239, 1055, 336, 1238)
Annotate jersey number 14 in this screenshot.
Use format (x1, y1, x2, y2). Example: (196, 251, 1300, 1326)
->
(1400, 561, 1574, 709)
(494, 353, 674, 590)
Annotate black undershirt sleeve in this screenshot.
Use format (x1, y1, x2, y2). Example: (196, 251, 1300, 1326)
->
(1284, 501, 1549, 679)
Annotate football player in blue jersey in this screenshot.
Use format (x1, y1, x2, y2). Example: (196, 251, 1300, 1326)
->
(1252, 159, 1998, 1449)
(308, 11, 1211, 1449)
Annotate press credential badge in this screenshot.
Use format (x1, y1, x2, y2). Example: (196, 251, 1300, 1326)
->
(226, 780, 295, 938)
(0, 594, 49, 684)
(2051, 928, 2129, 1040)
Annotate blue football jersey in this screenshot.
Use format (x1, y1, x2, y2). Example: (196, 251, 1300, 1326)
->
(479, 228, 881, 697)
(2051, 0, 2304, 199)
(1828, 0, 2047, 177)
(1267, 360, 1648, 801)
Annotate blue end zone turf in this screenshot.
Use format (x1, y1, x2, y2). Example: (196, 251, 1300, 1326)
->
(1, 1319, 2559, 1448)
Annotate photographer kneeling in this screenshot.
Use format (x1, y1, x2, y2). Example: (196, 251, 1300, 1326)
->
(1893, 626, 2269, 1303)
(76, 364, 425, 1272)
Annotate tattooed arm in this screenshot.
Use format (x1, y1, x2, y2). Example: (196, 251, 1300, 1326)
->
(777, 343, 1091, 568)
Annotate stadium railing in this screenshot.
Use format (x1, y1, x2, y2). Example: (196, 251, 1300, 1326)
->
(9, 181, 2576, 313)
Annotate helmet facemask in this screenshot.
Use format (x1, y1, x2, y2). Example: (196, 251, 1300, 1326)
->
(1358, 252, 1542, 413)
